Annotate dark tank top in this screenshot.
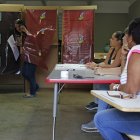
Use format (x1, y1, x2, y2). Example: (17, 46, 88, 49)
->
(107, 48, 115, 64)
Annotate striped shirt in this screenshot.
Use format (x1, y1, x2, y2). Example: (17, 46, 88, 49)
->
(120, 45, 140, 84)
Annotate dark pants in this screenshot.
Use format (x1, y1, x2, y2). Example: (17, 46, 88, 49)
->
(21, 62, 38, 95)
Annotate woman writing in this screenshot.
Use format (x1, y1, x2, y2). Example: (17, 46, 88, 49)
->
(94, 17, 140, 140)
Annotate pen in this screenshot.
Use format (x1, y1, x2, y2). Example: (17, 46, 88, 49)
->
(83, 77, 94, 79)
(107, 91, 135, 99)
(107, 91, 121, 98)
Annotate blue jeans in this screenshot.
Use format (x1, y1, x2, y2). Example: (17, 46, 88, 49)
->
(94, 108, 140, 140)
(93, 84, 110, 112)
(21, 62, 38, 95)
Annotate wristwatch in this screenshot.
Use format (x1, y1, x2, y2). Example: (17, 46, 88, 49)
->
(113, 84, 120, 91)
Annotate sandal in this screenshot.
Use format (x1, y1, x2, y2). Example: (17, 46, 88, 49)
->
(23, 94, 35, 98)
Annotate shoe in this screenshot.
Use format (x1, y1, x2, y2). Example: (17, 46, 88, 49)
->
(81, 121, 98, 133)
(15, 70, 20, 75)
(23, 94, 36, 98)
(85, 102, 98, 111)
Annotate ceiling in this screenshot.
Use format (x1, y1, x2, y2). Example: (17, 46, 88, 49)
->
(0, 0, 137, 5)
(0, 0, 137, 13)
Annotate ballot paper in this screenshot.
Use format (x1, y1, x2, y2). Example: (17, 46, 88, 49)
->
(7, 35, 19, 61)
(54, 64, 87, 70)
(91, 90, 140, 111)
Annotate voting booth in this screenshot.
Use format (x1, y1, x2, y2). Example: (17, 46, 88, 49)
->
(0, 5, 97, 90)
(62, 6, 97, 64)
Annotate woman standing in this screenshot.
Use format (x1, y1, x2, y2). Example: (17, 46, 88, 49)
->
(14, 19, 39, 98)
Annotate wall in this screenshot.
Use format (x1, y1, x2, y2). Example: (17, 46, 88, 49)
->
(129, 0, 140, 20)
(94, 13, 128, 52)
(92, 1, 129, 52)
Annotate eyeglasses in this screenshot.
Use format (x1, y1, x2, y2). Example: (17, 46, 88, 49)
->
(107, 91, 137, 99)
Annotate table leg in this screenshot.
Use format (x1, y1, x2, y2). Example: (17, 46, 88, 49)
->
(52, 83, 58, 140)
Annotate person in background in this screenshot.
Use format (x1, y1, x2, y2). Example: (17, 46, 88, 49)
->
(86, 31, 124, 69)
(81, 31, 125, 133)
(14, 19, 39, 98)
(85, 31, 124, 111)
(94, 17, 140, 140)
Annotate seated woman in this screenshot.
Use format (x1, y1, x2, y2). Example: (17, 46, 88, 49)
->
(82, 28, 130, 133)
(82, 31, 125, 132)
(94, 17, 140, 140)
(86, 31, 124, 69)
(85, 31, 124, 111)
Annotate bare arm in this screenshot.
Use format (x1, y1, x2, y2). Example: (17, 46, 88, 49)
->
(100, 49, 121, 68)
(119, 53, 140, 94)
(20, 25, 32, 36)
(95, 67, 121, 76)
(103, 47, 114, 64)
(85, 62, 98, 69)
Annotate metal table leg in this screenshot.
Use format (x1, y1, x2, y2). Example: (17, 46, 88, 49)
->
(52, 83, 58, 140)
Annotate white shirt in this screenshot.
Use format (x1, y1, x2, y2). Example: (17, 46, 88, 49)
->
(120, 45, 140, 84)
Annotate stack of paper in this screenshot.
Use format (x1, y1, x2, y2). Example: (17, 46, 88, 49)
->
(55, 64, 87, 70)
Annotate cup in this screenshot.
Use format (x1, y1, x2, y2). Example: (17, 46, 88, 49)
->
(61, 71, 69, 78)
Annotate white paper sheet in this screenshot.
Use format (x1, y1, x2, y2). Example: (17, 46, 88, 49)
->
(55, 64, 87, 70)
(7, 35, 19, 61)
(91, 90, 140, 109)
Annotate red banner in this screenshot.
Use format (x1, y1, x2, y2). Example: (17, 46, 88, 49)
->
(62, 10, 94, 64)
(22, 9, 57, 69)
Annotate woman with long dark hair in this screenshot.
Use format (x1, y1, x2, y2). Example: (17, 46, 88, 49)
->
(14, 19, 39, 98)
(94, 17, 140, 140)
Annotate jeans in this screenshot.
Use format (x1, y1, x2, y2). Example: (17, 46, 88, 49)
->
(21, 62, 37, 95)
(90, 84, 111, 127)
(94, 108, 140, 140)
(93, 84, 110, 112)
(97, 99, 111, 112)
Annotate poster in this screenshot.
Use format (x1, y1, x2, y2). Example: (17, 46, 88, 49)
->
(22, 9, 57, 69)
(62, 10, 94, 64)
